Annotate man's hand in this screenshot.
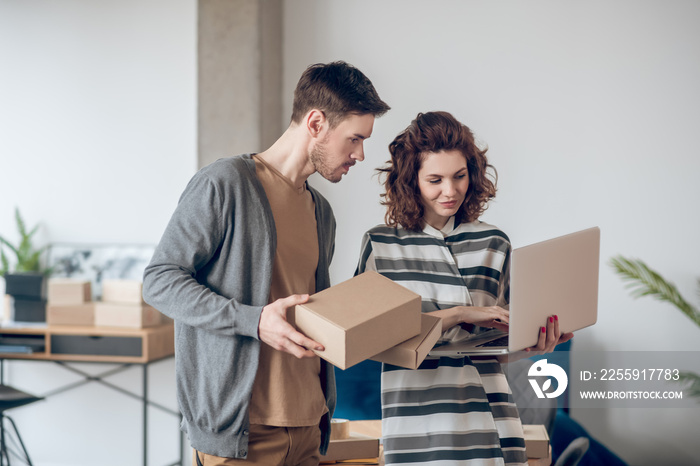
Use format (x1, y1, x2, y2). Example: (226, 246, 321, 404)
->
(258, 294, 324, 359)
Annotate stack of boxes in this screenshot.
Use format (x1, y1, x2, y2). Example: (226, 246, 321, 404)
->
(46, 278, 166, 329)
(95, 279, 163, 328)
(47, 279, 94, 325)
(321, 419, 380, 463)
(293, 271, 438, 370)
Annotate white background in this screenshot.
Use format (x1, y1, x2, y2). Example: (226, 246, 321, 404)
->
(1, 1, 699, 465)
(0, 1, 195, 465)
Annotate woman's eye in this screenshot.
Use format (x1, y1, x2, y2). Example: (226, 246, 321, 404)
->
(429, 179, 441, 184)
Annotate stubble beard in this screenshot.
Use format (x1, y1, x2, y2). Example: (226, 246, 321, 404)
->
(310, 139, 342, 183)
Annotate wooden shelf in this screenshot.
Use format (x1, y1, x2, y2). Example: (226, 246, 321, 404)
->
(0, 323, 174, 363)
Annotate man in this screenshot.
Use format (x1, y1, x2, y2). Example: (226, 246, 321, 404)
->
(142, 61, 389, 466)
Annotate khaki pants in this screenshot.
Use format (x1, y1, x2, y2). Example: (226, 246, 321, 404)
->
(193, 424, 321, 466)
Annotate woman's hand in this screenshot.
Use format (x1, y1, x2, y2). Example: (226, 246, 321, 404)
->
(460, 306, 510, 332)
(430, 306, 510, 333)
(526, 314, 574, 354)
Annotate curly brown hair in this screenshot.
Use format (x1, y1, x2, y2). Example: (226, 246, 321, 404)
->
(378, 111, 497, 231)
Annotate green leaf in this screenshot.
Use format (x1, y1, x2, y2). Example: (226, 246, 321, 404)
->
(14, 207, 27, 238)
(0, 250, 8, 276)
(675, 371, 700, 402)
(0, 207, 47, 274)
(0, 234, 19, 257)
(609, 255, 700, 327)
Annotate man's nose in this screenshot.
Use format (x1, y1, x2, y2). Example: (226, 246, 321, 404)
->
(353, 144, 365, 162)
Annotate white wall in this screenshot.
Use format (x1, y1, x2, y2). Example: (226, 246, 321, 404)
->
(0, 1, 196, 465)
(2, 1, 699, 465)
(284, 1, 700, 465)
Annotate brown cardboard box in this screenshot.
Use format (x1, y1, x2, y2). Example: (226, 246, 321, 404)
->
(47, 303, 95, 326)
(294, 271, 421, 370)
(94, 302, 162, 328)
(371, 313, 442, 369)
(319, 432, 380, 463)
(2, 295, 12, 322)
(101, 279, 144, 304)
(523, 424, 550, 458)
(47, 279, 92, 305)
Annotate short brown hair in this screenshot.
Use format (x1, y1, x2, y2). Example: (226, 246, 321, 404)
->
(379, 111, 497, 231)
(291, 61, 390, 128)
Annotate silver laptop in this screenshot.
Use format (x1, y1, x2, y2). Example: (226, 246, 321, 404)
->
(429, 227, 600, 356)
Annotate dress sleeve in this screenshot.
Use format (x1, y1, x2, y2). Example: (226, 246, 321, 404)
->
(354, 231, 377, 275)
(497, 243, 512, 311)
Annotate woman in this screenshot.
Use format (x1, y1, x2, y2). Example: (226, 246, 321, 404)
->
(356, 111, 572, 465)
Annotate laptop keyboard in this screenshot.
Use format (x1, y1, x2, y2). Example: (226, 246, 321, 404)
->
(476, 335, 509, 348)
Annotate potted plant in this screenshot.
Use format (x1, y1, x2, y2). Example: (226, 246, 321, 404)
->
(0, 208, 50, 322)
(610, 255, 700, 401)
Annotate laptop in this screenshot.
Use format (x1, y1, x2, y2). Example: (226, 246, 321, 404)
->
(429, 226, 600, 356)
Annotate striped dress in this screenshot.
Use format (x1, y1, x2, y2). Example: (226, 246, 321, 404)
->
(356, 217, 528, 466)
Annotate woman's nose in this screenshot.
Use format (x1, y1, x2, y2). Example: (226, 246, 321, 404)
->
(443, 181, 456, 196)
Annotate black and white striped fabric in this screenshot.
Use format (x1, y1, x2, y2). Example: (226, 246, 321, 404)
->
(356, 217, 528, 465)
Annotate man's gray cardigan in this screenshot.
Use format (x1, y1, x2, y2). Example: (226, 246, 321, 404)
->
(143, 154, 337, 459)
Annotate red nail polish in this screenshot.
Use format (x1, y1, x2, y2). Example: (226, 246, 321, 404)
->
(554, 315, 559, 321)
(549, 317, 553, 323)
(541, 327, 546, 333)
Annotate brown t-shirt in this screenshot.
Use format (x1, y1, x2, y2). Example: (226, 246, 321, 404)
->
(248, 155, 328, 426)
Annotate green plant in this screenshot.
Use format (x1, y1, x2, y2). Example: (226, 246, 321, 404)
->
(610, 256, 699, 326)
(610, 255, 700, 400)
(0, 207, 49, 276)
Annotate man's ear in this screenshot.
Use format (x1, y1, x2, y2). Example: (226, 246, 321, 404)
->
(305, 109, 327, 138)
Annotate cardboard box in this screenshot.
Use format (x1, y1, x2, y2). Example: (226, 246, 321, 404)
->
(371, 313, 442, 369)
(94, 302, 162, 328)
(319, 432, 380, 463)
(48, 279, 92, 305)
(47, 303, 95, 326)
(294, 271, 421, 370)
(3, 295, 12, 323)
(523, 424, 550, 458)
(101, 279, 144, 304)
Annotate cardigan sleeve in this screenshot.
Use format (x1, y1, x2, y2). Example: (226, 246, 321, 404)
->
(142, 170, 263, 338)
